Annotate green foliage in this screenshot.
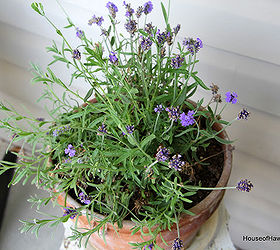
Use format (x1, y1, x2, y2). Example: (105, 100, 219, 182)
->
(0, 1, 239, 249)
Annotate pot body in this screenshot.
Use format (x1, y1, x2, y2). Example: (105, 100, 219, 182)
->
(56, 121, 232, 250)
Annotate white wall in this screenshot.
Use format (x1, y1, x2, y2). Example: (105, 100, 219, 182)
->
(0, 1, 280, 249)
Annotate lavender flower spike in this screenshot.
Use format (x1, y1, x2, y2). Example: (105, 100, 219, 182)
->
(140, 36, 153, 51)
(63, 207, 78, 219)
(98, 123, 108, 134)
(106, 2, 118, 19)
(166, 106, 180, 122)
(237, 108, 250, 120)
(109, 51, 119, 65)
(236, 179, 253, 192)
(172, 237, 183, 250)
(76, 28, 84, 39)
(124, 19, 137, 36)
(225, 91, 238, 104)
(171, 55, 184, 69)
(88, 15, 104, 26)
(65, 144, 76, 157)
(123, 1, 135, 17)
(126, 125, 134, 134)
(144, 242, 154, 250)
(143, 1, 153, 15)
(78, 192, 91, 205)
(154, 104, 164, 113)
(72, 49, 81, 60)
(180, 110, 195, 127)
(168, 154, 185, 171)
(155, 146, 170, 162)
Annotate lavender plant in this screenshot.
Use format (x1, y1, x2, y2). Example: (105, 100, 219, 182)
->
(0, 1, 252, 249)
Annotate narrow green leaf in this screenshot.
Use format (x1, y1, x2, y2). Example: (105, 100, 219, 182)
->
(84, 88, 94, 102)
(191, 74, 210, 90)
(140, 134, 156, 148)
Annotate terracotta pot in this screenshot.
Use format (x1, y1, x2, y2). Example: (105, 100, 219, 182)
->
(55, 100, 232, 249)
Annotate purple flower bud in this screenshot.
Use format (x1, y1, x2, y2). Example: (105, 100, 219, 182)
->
(78, 192, 91, 205)
(72, 49, 81, 60)
(140, 36, 153, 51)
(109, 51, 119, 65)
(88, 15, 104, 26)
(76, 28, 84, 39)
(166, 106, 180, 121)
(126, 125, 134, 134)
(171, 54, 184, 69)
(237, 108, 250, 120)
(124, 19, 137, 36)
(143, 1, 153, 15)
(155, 146, 170, 162)
(225, 92, 238, 104)
(172, 237, 183, 250)
(168, 154, 185, 171)
(236, 179, 253, 192)
(98, 123, 108, 134)
(63, 207, 78, 219)
(180, 110, 195, 127)
(106, 2, 118, 19)
(154, 104, 164, 113)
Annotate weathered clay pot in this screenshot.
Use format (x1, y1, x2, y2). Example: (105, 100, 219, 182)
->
(55, 100, 232, 249)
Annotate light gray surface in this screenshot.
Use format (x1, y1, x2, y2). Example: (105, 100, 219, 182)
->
(0, 141, 64, 250)
(0, 182, 64, 250)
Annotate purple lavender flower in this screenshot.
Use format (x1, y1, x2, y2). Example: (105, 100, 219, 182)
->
(126, 125, 134, 134)
(160, 46, 166, 58)
(168, 154, 185, 171)
(183, 37, 203, 55)
(154, 104, 164, 113)
(225, 92, 238, 104)
(171, 54, 184, 69)
(236, 179, 253, 192)
(65, 144, 76, 158)
(109, 51, 119, 65)
(52, 125, 71, 137)
(78, 192, 91, 205)
(64, 158, 72, 164)
(72, 49, 81, 60)
(166, 106, 181, 121)
(144, 243, 154, 250)
(156, 29, 167, 45)
(166, 32, 173, 46)
(77, 158, 83, 164)
(124, 19, 137, 36)
(36, 117, 44, 122)
(53, 129, 59, 137)
(155, 146, 170, 162)
(180, 110, 195, 127)
(63, 207, 78, 219)
(237, 108, 250, 120)
(88, 15, 104, 26)
(143, 1, 153, 15)
(106, 2, 118, 19)
(172, 237, 183, 250)
(173, 24, 181, 36)
(136, 6, 143, 18)
(144, 23, 154, 35)
(140, 36, 153, 51)
(98, 123, 108, 134)
(123, 1, 134, 17)
(76, 28, 84, 39)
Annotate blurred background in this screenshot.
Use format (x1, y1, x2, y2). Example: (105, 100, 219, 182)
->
(0, 0, 280, 249)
